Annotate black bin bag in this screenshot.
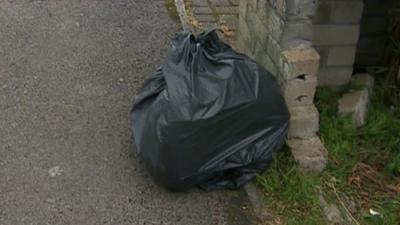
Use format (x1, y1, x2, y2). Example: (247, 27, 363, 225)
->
(131, 30, 290, 191)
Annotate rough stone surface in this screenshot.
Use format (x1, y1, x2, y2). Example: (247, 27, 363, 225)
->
(282, 48, 320, 80)
(324, 46, 357, 67)
(0, 1, 255, 225)
(313, 24, 360, 46)
(317, 67, 353, 87)
(283, 75, 317, 107)
(313, 0, 364, 24)
(287, 136, 328, 174)
(288, 105, 319, 138)
(338, 90, 369, 127)
(281, 21, 313, 49)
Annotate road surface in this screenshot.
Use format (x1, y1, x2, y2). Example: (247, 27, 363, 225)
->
(0, 1, 256, 225)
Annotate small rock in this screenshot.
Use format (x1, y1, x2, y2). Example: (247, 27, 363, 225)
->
(48, 166, 63, 177)
(287, 136, 328, 174)
(319, 194, 344, 224)
(1, 84, 7, 89)
(119, 78, 124, 82)
(338, 89, 369, 127)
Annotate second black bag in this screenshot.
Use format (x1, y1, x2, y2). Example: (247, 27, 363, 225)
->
(131, 31, 290, 191)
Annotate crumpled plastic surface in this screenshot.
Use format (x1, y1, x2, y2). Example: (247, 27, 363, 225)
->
(131, 30, 290, 191)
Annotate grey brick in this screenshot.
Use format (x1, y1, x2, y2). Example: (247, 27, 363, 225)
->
(313, 0, 364, 24)
(281, 21, 313, 49)
(323, 46, 357, 66)
(288, 105, 319, 138)
(282, 48, 320, 81)
(313, 25, 360, 46)
(286, 0, 318, 20)
(283, 74, 317, 107)
(317, 66, 353, 87)
(287, 136, 328, 174)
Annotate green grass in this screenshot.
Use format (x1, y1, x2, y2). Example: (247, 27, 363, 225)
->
(256, 83, 400, 225)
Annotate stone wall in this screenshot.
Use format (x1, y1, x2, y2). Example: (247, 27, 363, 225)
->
(186, 0, 239, 45)
(355, 0, 397, 67)
(236, 0, 321, 140)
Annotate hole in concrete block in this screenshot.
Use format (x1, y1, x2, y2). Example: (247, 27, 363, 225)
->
(296, 74, 307, 80)
(296, 95, 308, 102)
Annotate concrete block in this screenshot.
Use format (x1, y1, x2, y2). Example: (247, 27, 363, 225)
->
(317, 66, 353, 87)
(351, 73, 374, 93)
(313, 0, 364, 24)
(281, 21, 313, 49)
(323, 46, 357, 66)
(287, 136, 328, 174)
(282, 48, 320, 81)
(283, 75, 317, 107)
(313, 25, 360, 46)
(288, 105, 319, 138)
(286, 0, 318, 20)
(338, 89, 369, 127)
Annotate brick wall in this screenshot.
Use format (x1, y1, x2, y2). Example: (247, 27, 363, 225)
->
(237, 0, 320, 139)
(312, 0, 364, 88)
(355, 0, 397, 67)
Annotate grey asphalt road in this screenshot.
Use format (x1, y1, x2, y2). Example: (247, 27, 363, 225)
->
(0, 1, 256, 225)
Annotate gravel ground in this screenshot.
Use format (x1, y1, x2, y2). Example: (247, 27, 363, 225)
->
(0, 1, 255, 225)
